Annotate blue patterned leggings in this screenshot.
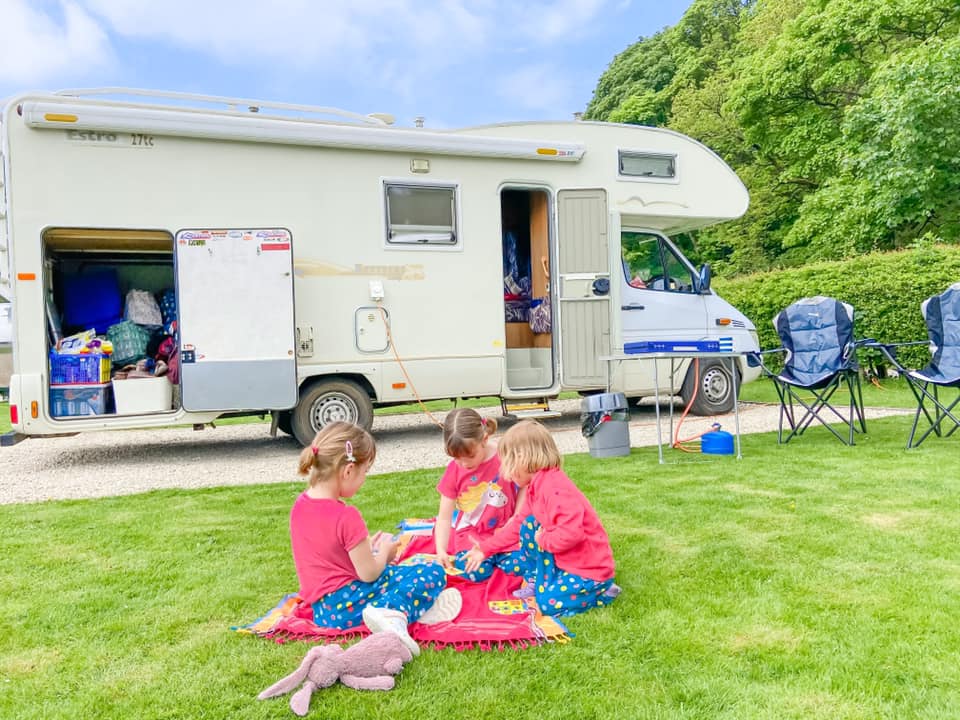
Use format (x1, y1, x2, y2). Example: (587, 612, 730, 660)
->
(453, 515, 616, 617)
(310, 562, 446, 630)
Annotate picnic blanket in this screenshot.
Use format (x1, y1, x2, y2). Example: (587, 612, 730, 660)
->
(235, 521, 571, 651)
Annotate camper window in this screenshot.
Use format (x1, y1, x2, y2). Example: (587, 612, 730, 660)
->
(618, 151, 676, 180)
(384, 182, 458, 246)
(621, 231, 695, 293)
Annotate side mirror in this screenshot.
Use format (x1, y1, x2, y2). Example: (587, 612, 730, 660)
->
(697, 263, 712, 293)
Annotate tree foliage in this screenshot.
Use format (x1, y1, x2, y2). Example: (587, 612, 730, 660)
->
(585, 0, 960, 276)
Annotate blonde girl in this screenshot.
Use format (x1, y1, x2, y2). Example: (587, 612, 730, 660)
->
(434, 408, 522, 568)
(461, 420, 620, 617)
(290, 421, 446, 655)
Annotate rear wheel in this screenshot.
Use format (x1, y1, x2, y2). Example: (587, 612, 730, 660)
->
(275, 410, 293, 436)
(291, 379, 374, 446)
(681, 360, 736, 415)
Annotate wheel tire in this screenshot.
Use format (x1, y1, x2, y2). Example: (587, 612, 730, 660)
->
(291, 379, 374, 447)
(681, 360, 736, 415)
(276, 411, 293, 436)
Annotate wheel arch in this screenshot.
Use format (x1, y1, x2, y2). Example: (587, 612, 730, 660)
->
(298, 371, 377, 403)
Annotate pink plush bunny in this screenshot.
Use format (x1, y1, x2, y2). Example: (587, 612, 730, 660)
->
(258, 633, 414, 716)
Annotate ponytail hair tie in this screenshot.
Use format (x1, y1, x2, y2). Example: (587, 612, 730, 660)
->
(345, 441, 357, 464)
(480, 418, 487, 427)
(311, 446, 319, 456)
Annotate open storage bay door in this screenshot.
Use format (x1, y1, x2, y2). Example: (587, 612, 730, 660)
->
(175, 228, 297, 412)
(557, 189, 611, 388)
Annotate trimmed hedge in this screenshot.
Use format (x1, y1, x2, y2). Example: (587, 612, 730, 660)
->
(712, 244, 960, 370)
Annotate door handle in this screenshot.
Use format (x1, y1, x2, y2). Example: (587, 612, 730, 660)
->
(621, 304, 645, 310)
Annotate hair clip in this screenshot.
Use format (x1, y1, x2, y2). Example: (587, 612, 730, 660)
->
(345, 440, 357, 464)
(311, 446, 319, 456)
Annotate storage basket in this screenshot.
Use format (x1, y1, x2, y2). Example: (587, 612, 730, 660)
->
(49, 350, 111, 385)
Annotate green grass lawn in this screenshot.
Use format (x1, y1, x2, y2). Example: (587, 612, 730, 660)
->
(2, 415, 959, 719)
(738, 375, 917, 409)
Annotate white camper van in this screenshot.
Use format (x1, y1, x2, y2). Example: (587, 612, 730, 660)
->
(0, 89, 759, 446)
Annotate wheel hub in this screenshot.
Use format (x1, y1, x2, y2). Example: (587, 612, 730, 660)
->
(701, 367, 730, 403)
(312, 395, 358, 428)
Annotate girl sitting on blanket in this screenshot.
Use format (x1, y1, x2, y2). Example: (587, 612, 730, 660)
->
(461, 420, 621, 617)
(290, 421, 446, 656)
(434, 409, 524, 569)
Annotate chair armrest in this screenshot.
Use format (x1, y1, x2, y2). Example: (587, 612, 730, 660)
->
(746, 347, 785, 372)
(859, 340, 928, 371)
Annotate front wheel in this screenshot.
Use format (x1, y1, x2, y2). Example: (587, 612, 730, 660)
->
(681, 360, 737, 415)
(291, 379, 374, 447)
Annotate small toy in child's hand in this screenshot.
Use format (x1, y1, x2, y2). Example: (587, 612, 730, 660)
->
(395, 518, 436, 535)
(257, 633, 414, 716)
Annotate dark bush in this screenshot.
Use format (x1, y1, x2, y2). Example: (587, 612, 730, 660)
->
(713, 244, 960, 370)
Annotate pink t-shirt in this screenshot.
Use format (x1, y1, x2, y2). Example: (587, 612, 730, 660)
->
(436, 453, 518, 553)
(478, 467, 615, 582)
(289, 492, 369, 604)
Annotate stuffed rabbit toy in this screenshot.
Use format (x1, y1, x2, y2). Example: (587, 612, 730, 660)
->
(258, 633, 414, 716)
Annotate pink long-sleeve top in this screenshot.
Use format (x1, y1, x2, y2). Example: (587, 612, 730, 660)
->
(477, 467, 615, 582)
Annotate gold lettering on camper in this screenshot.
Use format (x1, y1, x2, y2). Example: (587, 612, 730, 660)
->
(294, 260, 425, 280)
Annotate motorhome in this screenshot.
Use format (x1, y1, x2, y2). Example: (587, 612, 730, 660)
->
(0, 89, 760, 446)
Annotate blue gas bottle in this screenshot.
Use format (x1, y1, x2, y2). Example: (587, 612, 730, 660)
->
(701, 423, 734, 455)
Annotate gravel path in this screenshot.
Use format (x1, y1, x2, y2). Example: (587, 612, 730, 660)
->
(0, 400, 911, 505)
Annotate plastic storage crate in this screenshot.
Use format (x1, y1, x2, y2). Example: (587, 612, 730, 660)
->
(49, 383, 112, 417)
(49, 350, 111, 385)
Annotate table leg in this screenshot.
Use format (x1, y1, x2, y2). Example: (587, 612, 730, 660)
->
(654, 358, 664, 464)
(732, 356, 742, 459)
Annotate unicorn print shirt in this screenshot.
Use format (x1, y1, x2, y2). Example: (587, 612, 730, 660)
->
(436, 454, 518, 553)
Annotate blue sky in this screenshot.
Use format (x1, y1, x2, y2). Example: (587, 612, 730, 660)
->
(0, 0, 691, 128)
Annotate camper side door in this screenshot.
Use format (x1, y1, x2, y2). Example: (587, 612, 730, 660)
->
(175, 228, 297, 412)
(557, 189, 611, 388)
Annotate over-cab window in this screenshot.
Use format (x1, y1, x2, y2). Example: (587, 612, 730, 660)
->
(618, 151, 676, 180)
(384, 182, 458, 246)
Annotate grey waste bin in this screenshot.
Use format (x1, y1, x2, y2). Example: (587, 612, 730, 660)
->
(581, 392, 630, 458)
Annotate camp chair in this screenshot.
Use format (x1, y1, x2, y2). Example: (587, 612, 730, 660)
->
(747, 296, 867, 445)
(863, 283, 960, 449)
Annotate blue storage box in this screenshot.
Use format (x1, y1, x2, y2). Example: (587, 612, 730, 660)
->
(62, 270, 122, 333)
(624, 340, 722, 354)
(49, 383, 112, 417)
(49, 350, 111, 385)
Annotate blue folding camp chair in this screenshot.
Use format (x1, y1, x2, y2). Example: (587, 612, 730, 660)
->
(864, 282, 960, 449)
(748, 296, 867, 445)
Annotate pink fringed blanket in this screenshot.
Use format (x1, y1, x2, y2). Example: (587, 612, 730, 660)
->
(235, 528, 570, 651)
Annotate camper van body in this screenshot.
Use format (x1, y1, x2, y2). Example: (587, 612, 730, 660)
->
(0, 90, 759, 445)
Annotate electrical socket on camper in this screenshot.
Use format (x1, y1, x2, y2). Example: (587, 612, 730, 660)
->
(369, 280, 385, 301)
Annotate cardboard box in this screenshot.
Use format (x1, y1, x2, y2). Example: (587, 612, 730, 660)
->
(112, 376, 173, 414)
(505, 322, 553, 349)
(505, 322, 534, 348)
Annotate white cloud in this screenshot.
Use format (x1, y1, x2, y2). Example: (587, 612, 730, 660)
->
(82, 0, 491, 71)
(497, 63, 573, 116)
(0, 0, 112, 86)
(509, 0, 608, 43)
